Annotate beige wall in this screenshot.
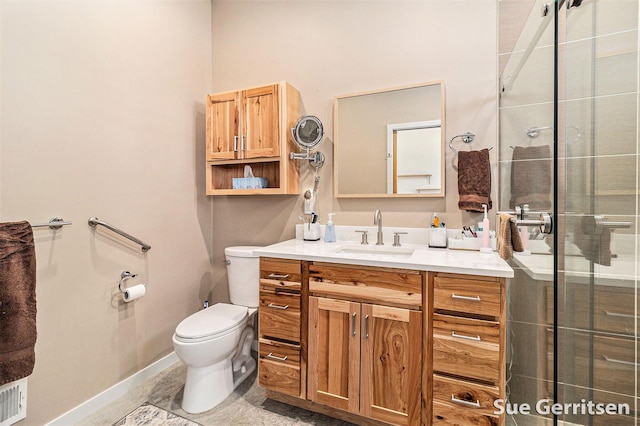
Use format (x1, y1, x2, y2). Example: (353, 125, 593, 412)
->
(209, 2, 499, 299)
(0, 1, 212, 424)
(0, 1, 498, 423)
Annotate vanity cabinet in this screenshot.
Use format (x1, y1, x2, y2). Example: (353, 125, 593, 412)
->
(307, 262, 423, 426)
(547, 282, 638, 425)
(205, 82, 300, 195)
(430, 273, 506, 426)
(256, 253, 510, 426)
(257, 258, 305, 398)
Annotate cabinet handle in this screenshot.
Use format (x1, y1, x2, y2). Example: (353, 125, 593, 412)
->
(352, 313, 357, 337)
(233, 136, 238, 152)
(603, 310, 640, 320)
(603, 355, 640, 367)
(266, 353, 288, 362)
(451, 293, 481, 302)
(451, 331, 481, 341)
(268, 273, 290, 280)
(241, 135, 245, 151)
(451, 395, 481, 408)
(267, 303, 289, 310)
(364, 315, 369, 339)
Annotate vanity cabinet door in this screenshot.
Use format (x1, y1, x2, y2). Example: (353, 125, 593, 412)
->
(308, 296, 361, 414)
(361, 304, 422, 426)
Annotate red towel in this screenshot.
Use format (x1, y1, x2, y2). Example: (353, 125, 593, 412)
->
(0, 221, 37, 386)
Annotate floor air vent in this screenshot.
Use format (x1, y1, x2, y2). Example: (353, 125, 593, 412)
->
(0, 378, 27, 426)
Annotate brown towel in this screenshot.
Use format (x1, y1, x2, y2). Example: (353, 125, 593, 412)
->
(497, 213, 524, 261)
(573, 215, 612, 266)
(458, 149, 492, 212)
(0, 221, 37, 386)
(510, 145, 552, 210)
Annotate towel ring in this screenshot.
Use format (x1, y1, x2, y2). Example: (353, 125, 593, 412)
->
(449, 132, 493, 153)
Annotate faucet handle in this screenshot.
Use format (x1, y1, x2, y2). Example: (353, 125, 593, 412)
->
(355, 230, 369, 245)
(393, 232, 408, 247)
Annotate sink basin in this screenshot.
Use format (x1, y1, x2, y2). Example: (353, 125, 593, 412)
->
(333, 245, 415, 258)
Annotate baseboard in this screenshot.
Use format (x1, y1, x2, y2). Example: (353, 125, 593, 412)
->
(45, 351, 179, 426)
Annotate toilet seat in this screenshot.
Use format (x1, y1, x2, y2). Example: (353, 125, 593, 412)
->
(174, 303, 248, 343)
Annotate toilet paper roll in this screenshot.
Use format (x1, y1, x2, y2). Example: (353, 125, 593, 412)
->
(123, 284, 146, 302)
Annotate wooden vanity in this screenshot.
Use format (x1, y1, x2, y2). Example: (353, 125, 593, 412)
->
(255, 246, 509, 426)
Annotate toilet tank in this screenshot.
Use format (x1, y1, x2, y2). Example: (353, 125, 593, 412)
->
(224, 246, 262, 308)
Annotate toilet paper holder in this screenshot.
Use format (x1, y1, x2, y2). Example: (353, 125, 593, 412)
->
(118, 271, 138, 293)
(118, 271, 147, 302)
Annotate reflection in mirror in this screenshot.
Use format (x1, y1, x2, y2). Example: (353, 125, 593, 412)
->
(334, 81, 445, 198)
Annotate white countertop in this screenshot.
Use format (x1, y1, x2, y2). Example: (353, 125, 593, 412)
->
(254, 238, 514, 278)
(512, 252, 637, 287)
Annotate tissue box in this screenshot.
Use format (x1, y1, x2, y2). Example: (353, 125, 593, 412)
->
(232, 177, 268, 189)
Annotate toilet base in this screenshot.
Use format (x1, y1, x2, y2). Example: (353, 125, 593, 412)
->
(181, 354, 256, 414)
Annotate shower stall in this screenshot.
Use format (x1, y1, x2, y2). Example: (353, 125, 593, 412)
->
(499, 0, 639, 425)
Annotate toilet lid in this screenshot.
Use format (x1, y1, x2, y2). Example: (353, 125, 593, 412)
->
(175, 303, 248, 340)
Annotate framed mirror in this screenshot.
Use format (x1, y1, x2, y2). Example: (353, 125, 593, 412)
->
(334, 81, 445, 198)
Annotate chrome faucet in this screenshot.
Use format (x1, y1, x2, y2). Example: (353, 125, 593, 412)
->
(374, 209, 384, 245)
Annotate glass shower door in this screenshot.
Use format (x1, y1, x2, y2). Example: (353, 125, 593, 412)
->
(499, 1, 557, 425)
(499, 0, 640, 425)
(559, 1, 638, 425)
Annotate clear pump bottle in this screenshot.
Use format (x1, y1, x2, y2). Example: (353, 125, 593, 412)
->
(324, 213, 336, 242)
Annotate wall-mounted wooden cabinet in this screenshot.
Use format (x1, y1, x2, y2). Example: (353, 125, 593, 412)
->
(205, 82, 300, 195)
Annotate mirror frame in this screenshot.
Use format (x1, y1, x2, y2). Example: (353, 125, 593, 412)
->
(333, 81, 446, 198)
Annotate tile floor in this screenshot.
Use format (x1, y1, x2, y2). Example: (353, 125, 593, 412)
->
(77, 361, 353, 426)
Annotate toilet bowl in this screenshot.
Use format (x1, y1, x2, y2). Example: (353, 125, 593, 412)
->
(172, 246, 262, 414)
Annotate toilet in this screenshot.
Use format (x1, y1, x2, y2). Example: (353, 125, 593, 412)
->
(172, 246, 261, 414)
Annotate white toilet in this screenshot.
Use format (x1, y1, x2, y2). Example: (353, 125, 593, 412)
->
(172, 246, 262, 414)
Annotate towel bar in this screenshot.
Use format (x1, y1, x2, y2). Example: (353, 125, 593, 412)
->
(449, 132, 494, 154)
(498, 207, 553, 235)
(32, 217, 73, 229)
(581, 215, 631, 235)
(88, 217, 151, 252)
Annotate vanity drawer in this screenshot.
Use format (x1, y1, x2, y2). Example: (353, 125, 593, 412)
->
(260, 257, 301, 292)
(433, 314, 501, 383)
(594, 285, 637, 336)
(433, 374, 501, 426)
(258, 339, 301, 397)
(308, 262, 423, 308)
(559, 330, 636, 397)
(259, 338, 300, 367)
(433, 275, 501, 318)
(259, 290, 300, 342)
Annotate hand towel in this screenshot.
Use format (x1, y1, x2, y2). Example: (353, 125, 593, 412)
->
(0, 221, 37, 386)
(510, 145, 552, 210)
(572, 215, 612, 266)
(458, 149, 492, 212)
(497, 213, 524, 261)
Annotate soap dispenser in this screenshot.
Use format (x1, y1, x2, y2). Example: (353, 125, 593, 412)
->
(480, 204, 492, 253)
(324, 213, 336, 242)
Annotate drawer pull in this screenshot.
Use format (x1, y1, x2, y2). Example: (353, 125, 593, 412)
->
(451, 395, 481, 408)
(352, 313, 357, 337)
(603, 310, 640, 320)
(452, 331, 481, 341)
(451, 293, 481, 302)
(266, 352, 288, 362)
(364, 315, 369, 339)
(603, 355, 640, 367)
(268, 273, 290, 280)
(267, 303, 289, 310)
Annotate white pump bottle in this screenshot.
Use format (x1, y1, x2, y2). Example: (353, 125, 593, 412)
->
(480, 204, 492, 253)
